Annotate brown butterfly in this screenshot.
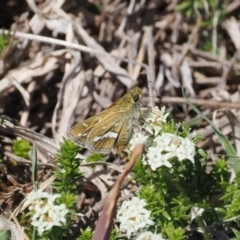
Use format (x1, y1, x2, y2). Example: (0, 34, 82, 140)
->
(68, 87, 142, 153)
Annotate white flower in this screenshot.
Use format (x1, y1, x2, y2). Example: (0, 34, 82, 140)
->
(32, 200, 52, 220)
(23, 189, 49, 208)
(50, 204, 68, 225)
(25, 190, 68, 235)
(135, 231, 167, 240)
(47, 194, 60, 203)
(145, 133, 195, 170)
(116, 197, 154, 239)
(176, 137, 195, 163)
(32, 202, 68, 235)
(144, 148, 172, 170)
(129, 132, 148, 151)
(143, 107, 169, 135)
(190, 207, 204, 221)
(32, 216, 48, 235)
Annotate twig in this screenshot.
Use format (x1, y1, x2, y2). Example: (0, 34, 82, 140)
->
(161, 96, 240, 108)
(4, 151, 55, 168)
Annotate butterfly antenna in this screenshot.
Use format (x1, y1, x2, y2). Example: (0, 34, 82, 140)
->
(147, 81, 162, 99)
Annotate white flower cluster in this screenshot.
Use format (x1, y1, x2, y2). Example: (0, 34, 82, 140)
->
(116, 197, 154, 239)
(129, 106, 196, 171)
(145, 133, 195, 170)
(129, 106, 169, 150)
(135, 231, 167, 240)
(24, 189, 68, 235)
(143, 106, 169, 135)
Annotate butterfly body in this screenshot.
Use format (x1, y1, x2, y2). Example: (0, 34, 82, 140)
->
(68, 87, 142, 153)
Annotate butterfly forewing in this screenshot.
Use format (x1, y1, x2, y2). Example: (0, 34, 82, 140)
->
(68, 87, 142, 153)
(87, 111, 133, 153)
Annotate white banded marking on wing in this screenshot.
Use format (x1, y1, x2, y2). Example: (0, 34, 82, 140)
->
(93, 132, 118, 142)
(78, 133, 87, 137)
(82, 123, 88, 127)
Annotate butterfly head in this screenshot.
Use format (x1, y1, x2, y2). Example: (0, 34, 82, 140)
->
(129, 87, 142, 103)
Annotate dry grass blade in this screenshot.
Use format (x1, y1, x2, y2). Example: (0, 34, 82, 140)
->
(0, 49, 60, 93)
(52, 50, 83, 141)
(180, 59, 196, 96)
(223, 17, 240, 50)
(0, 215, 25, 240)
(161, 97, 240, 108)
(132, 30, 147, 81)
(74, 23, 134, 88)
(0, 116, 59, 155)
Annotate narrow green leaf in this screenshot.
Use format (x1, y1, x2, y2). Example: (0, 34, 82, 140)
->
(31, 143, 38, 190)
(182, 87, 240, 172)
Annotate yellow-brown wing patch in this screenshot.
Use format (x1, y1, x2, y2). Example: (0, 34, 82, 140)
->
(68, 116, 100, 147)
(87, 113, 132, 153)
(68, 103, 127, 148)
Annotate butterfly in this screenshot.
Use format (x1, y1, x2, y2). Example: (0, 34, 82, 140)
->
(68, 87, 142, 153)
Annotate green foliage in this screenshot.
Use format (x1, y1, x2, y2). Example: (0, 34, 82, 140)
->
(232, 228, 240, 240)
(86, 152, 105, 163)
(31, 143, 38, 190)
(162, 119, 176, 134)
(97, 2, 103, 12)
(0, 230, 10, 240)
(131, 115, 232, 239)
(182, 87, 240, 173)
(221, 173, 240, 219)
(198, 36, 214, 52)
(76, 227, 94, 240)
(53, 137, 83, 193)
(163, 223, 185, 240)
(176, 0, 226, 23)
(12, 139, 31, 159)
(109, 228, 120, 240)
(76, 227, 119, 240)
(133, 154, 231, 239)
(0, 33, 10, 53)
(176, 0, 226, 53)
(36, 138, 84, 239)
(56, 191, 77, 210)
(18, 109, 240, 239)
(21, 138, 85, 240)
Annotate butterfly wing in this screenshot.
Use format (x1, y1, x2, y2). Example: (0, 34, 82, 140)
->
(68, 87, 142, 153)
(68, 115, 101, 148)
(87, 111, 133, 153)
(68, 101, 125, 148)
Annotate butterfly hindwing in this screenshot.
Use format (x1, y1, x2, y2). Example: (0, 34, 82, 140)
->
(87, 112, 132, 153)
(68, 115, 100, 147)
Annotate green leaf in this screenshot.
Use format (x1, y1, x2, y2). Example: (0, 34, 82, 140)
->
(31, 143, 38, 191)
(182, 87, 240, 173)
(232, 228, 240, 239)
(86, 153, 105, 163)
(12, 139, 31, 159)
(76, 227, 93, 240)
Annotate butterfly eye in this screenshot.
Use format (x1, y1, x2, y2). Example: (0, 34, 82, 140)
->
(133, 94, 139, 102)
